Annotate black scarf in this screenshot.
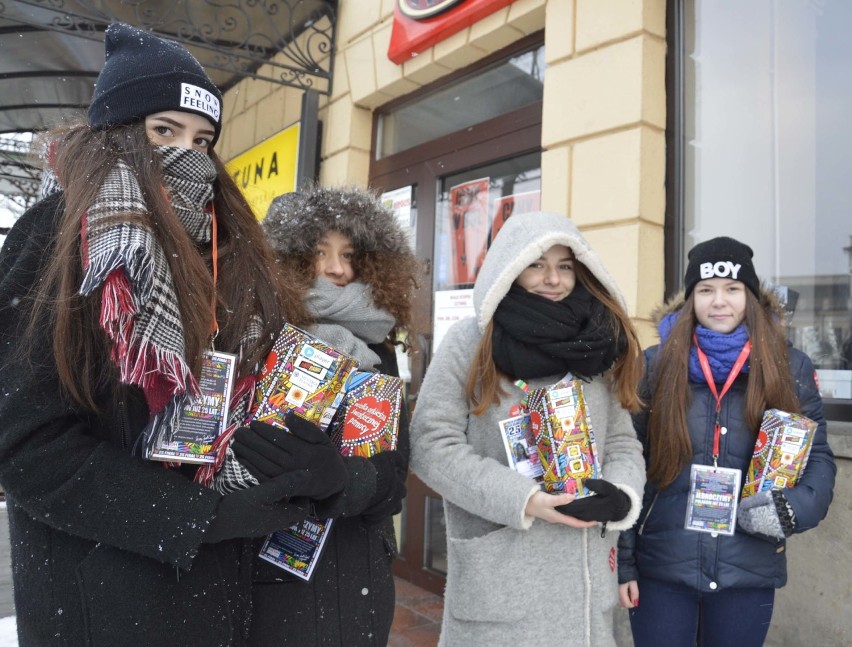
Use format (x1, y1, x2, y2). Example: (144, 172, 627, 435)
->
(491, 283, 624, 380)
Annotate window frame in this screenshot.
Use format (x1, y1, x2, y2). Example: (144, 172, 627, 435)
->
(666, 0, 851, 422)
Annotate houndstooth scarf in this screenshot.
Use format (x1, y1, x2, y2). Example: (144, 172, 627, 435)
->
(43, 145, 262, 462)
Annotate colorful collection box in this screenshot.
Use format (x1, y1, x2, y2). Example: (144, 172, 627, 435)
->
(525, 378, 601, 497)
(251, 324, 359, 431)
(742, 409, 816, 498)
(253, 330, 404, 581)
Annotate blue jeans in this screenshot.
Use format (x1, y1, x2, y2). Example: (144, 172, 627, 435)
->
(629, 577, 775, 647)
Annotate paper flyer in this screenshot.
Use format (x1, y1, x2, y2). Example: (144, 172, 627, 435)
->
(685, 465, 740, 535)
(499, 414, 544, 480)
(259, 517, 334, 581)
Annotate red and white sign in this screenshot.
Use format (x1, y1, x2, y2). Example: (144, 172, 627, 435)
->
(388, 0, 518, 65)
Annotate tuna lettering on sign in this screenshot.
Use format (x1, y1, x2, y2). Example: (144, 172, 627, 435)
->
(232, 153, 280, 189)
(699, 261, 741, 280)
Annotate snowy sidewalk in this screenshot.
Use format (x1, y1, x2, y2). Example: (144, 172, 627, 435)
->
(0, 501, 15, 644)
(0, 617, 14, 646)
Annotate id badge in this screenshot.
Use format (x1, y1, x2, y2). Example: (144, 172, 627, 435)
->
(150, 350, 237, 464)
(684, 464, 741, 536)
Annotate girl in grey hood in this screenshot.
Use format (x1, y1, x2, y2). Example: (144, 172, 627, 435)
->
(244, 184, 419, 647)
(410, 211, 647, 647)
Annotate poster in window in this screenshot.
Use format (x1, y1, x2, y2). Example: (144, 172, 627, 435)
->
(472, 190, 541, 271)
(491, 190, 541, 243)
(449, 177, 490, 286)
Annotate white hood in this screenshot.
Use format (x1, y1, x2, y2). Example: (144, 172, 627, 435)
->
(472, 211, 626, 332)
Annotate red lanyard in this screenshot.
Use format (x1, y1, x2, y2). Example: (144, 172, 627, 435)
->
(693, 332, 751, 467)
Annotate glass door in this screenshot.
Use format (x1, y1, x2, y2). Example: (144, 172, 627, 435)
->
(373, 147, 542, 594)
(370, 35, 545, 595)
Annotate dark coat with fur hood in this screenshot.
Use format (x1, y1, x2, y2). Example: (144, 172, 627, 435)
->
(251, 186, 412, 646)
(617, 289, 835, 592)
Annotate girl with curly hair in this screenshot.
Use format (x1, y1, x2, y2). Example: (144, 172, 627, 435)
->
(243, 184, 419, 647)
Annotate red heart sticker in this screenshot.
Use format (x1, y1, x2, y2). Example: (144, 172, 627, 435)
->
(342, 396, 391, 443)
(529, 411, 542, 439)
(261, 350, 278, 378)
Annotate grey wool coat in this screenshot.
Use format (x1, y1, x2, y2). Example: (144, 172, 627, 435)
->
(410, 212, 646, 647)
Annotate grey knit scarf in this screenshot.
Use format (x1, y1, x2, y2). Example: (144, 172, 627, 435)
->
(306, 278, 395, 370)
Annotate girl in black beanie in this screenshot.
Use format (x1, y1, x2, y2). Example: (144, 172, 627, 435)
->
(0, 23, 347, 646)
(618, 236, 835, 647)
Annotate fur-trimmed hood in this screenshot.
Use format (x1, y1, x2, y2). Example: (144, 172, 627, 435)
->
(262, 184, 411, 258)
(473, 211, 626, 332)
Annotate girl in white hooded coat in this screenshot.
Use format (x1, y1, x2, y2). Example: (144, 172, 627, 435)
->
(410, 211, 647, 647)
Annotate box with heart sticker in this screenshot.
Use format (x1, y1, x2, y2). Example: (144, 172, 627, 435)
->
(329, 371, 403, 457)
(526, 378, 601, 498)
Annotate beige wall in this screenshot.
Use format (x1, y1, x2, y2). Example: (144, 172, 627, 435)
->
(219, 0, 667, 337)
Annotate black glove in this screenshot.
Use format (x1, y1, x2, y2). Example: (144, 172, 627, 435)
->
(204, 471, 312, 543)
(361, 450, 408, 524)
(231, 412, 348, 501)
(556, 479, 631, 523)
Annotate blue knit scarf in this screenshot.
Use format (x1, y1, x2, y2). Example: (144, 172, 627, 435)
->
(659, 312, 750, 383)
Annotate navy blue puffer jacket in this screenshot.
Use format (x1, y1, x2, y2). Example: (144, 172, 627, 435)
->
(618, 343, 835, 592)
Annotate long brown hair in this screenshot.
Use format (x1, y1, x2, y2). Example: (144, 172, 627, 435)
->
(646, 289, 800, 489)
(465, 259, 644, 416)
(28, 121, 309, 410)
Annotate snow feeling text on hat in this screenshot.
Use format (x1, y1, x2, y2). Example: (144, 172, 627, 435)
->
(181, 83, 220, 123)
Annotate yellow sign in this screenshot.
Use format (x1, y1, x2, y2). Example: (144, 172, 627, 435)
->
(226, 122, 300, 221)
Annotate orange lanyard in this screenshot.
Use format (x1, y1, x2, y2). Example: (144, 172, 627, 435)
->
(210, 204, 219, 342)
(693, 332, 751, 467)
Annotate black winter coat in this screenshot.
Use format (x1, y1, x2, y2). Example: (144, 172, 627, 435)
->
(0, 194, 301, 646)
(248, 342, 408, 647)
(618, 343, 835, 592)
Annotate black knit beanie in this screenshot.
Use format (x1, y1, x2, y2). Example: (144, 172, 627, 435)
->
(87, 23, 222, 145)
(684, 236, 760, 298)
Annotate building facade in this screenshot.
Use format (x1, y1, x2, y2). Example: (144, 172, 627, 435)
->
(217, 1, 850, 644)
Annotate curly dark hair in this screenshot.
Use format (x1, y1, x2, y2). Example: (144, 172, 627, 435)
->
(263, 184, 420, 337)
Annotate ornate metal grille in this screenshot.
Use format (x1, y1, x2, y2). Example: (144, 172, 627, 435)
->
(1, 0, 337, 93)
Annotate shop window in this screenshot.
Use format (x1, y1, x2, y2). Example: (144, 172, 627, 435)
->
(432, 154, 541, 352)
(376, 45, 544, 159)
(673, 0, 852, 417)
